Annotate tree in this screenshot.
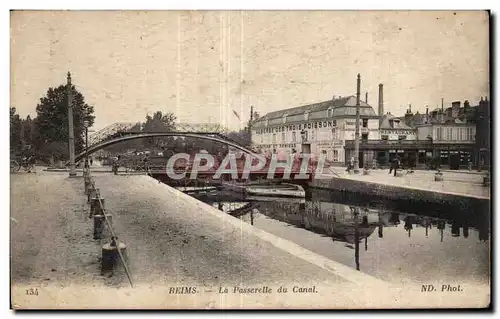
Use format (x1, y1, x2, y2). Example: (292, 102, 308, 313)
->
(105, 122, 143, 153)
(10, 107, 22, 154)
(142, 111, 176, 148)
(21, 115, 34, 149)
(35, 76, 95, 160)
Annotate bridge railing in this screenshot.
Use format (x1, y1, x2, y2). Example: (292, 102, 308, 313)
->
(89, 122, 137, 146)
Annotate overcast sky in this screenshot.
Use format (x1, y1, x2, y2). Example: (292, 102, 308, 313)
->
(11, 10, 489, 131)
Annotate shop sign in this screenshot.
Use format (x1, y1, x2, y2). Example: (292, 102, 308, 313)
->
(255, 120, 336, 135)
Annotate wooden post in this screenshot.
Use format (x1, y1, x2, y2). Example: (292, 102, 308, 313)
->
(88, 187, 99, 204)
(93, 214, 113, 239)
(101, 238, 128, 274)
(84, 177, 91, 195)
(90, 197, 105, 218)
(93, 215, 105, 239)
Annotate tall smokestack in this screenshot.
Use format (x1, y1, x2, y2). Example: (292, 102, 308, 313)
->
(365, 92, 368, 104)
(378, 84, 384, 126)
(353, 74, 361, 173)
(441, 98, 444, 111)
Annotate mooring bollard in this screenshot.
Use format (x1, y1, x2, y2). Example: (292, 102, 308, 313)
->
(93, 215, 105, 239)
(90, 197, 105, 218)
(435, 172, 444, 181)
(87, 187, 99, 204)
(483, 174, 490, 187)
(93, 214, 113, 239)
(84, 176, 91, 195)
(101, 237, 127, 274)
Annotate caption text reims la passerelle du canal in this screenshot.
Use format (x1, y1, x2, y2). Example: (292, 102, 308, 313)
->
(168, 286, 318, 294)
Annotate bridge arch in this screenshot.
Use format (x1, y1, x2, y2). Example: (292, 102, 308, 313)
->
(75, 132, 259, 162)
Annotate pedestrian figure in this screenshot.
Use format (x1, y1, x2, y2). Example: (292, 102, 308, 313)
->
(394, 156, 401, 176)
(142, 154, 150, 171)
(346, 156, 354, 173)
(390, 156, 400, 176)
(112, 155, 120, 175)
(90, 157, 93, 166)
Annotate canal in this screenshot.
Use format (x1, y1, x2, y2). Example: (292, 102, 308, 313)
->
(174, 185, 490, 287)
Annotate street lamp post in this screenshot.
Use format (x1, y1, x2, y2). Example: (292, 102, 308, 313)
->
(83, 119, 89, 174)
(67, 72, 77, 177)
(353, 73, 361, 174)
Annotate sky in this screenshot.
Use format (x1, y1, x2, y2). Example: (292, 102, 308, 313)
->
(10, 10, 489, 131)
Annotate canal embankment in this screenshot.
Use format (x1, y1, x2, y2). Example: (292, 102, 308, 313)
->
(11, 169, 490, 309)
(313, 169, 490, 212)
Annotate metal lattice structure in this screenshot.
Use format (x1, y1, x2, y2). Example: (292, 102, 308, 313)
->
(89, 122, 230, 147)
(76, 122, 255, 163)
(174, 123, 228, 134)
(89, 122, 137, 146)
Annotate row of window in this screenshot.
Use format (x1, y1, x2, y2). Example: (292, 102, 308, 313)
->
(321, 149, 340, 162)
(435, 127, 474, 141)
(265, 129, 343, 144)
(381, 135, 407, 141)
(280, 109, 339, 124)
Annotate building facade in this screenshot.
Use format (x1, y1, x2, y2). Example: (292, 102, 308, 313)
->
(252, 80, 487, 170)
(344, 100, 481, 169)
(415, 122, 476, 168)
(251, 95, 380, 165)
(474, 97, 490, 168)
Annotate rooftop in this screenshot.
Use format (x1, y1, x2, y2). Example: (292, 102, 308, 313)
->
(380, 113, 413, 130)
(256, 95, 378, 124)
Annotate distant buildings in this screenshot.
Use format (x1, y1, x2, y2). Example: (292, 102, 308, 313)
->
(475, 98, 491, 167)
(251, 76, 490, 169)
(379, 112, 417, 141)
(251, 94, 380, 165)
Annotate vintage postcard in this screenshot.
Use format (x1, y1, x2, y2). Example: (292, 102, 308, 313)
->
(10, 10, 490, 309)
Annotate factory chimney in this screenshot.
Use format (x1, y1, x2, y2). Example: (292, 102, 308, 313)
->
(365, 92, 368, 104)
(378, 84, 384, 126)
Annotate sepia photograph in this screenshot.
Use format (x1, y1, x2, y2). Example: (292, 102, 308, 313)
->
(9, 10, 491, 309)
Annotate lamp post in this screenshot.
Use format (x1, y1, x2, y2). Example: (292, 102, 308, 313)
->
(83, 119, 89, 174)
(353, 73, 361, 174)
(67, 72, 77, 177)
(331, 127, 336, 162)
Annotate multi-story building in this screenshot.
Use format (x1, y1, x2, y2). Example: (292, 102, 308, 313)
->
(474, 97, 490, 168)
(345, 98, 482, 169)
(251, 91, 380, 165)
(379, 112, 417, 141)
(415, 121, 476, 168)
(251, 75, 488, 170)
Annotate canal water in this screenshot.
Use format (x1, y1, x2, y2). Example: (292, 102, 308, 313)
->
(178, 187, 490, 286)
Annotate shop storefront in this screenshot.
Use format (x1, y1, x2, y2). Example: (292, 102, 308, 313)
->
(345, 140, 433, 168)
(432, 144, 475, 169)
(344, 140, 474, 169)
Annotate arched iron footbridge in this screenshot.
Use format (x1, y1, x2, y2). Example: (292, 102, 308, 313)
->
(74, 122, 258, 163)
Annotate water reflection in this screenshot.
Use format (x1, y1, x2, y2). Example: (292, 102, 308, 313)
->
(195, 190, 489, 283)
(210, 198, 489, 245)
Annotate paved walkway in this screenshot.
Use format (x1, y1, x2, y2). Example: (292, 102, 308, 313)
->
(10, 171, 102, 288)
(11, 170, 388, 309)
(11, 170, 489, 309)
(322, 168, 490, 199)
